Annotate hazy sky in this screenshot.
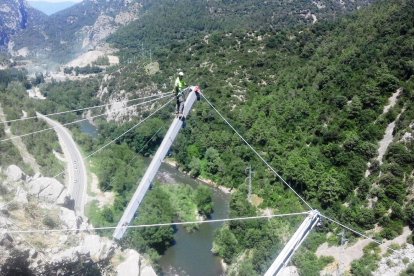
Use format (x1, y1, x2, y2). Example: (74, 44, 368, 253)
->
(29, 0, 83, 2)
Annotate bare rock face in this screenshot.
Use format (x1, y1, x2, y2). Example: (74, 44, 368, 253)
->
(116, 249, 157, 276)
(6, 165, 24, 182)
(0, 0, 29, 46)
(0, 233, 14, 248)
(27, 177, 70, 205)
(47, 234, 116, 272)
(0, 205, 117, 274)
(15, 189, 28, 205)
(59, 207, 79, 229)
(0, 158, 155, 275)
(81, 15, 116, 49)
(0, 0, 47, 51)
(81, 235, 115, 262)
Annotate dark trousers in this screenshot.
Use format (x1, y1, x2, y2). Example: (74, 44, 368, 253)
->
(176, 95, 184, 114)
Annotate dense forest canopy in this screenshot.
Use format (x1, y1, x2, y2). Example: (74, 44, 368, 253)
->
(1, 0, 414, 274)
(106, 0, 414, 273)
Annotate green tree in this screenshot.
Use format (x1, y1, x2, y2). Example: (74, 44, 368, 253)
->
(318, 169, 344, 208)
(213, 226, 239, 263)
(195, 186, 213, 217)
(189, 157, 201, 177)
(204, 147, 223, 176)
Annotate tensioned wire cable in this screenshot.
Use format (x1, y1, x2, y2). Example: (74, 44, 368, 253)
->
(200, 93, 314, 210)
(100, 126, 164, 193)
(1, 212, 310, 234)
(1, 92, 173, 124)
(52, 98, 174, 179)
(1, 90, 403, 257)
(0, 93, 173, 143)
(201, 93, 402, 256)
(84, 98, 173, 159)
(319, 214, 399, 254)
(1, 93, 404, 259)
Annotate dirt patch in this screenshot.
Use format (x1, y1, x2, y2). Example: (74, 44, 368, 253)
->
(382, 88, 402, 115)
(87, 172, 115, 208)
(316, 238, 372, 273)
(251, 194, 263, 207)
(377, 109, 405, 165)
(0, 105, 41, 173)
(144, 62, 160, 75)
(379, 226, 412, 253)
(317, 227, 413, 275)
(374, 227, 414, 275)
(66, 51, 119, 68)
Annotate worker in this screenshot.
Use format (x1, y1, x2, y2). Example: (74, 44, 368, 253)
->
(174, 71, 186, 118)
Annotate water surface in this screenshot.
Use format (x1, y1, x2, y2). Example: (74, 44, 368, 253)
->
(158, 164, 229, 276)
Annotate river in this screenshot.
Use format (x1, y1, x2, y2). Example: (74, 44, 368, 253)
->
(79, 120, 98, 137)
(79, 120, 230, 275)
(157, 164, 229, 276)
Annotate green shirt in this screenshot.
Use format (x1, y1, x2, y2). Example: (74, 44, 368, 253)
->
(174, 77, 186, 95)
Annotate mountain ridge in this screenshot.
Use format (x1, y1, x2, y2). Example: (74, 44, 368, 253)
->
(1, 0, 142, 63)
(1, 0, 377, 64)
(27, 1, 77, 15)
(0, 0, 48, 48)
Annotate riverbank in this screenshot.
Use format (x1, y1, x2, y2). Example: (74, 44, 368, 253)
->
(164, 157, 234, 194)
(157, 159, 230, 276)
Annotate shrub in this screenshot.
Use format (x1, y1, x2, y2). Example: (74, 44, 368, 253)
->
(42, 214, 59, 229)
(400, 262, 414, 276)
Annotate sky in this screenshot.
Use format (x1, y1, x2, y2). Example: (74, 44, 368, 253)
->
(29, 0, 83, 3)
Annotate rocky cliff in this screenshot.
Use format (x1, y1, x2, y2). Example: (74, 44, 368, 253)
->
(0, 0, 47, 49)
(0, 165, 156, 275)
(1, 0, 142, 62)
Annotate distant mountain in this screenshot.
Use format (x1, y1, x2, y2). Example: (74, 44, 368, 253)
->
(110, 0, 379, 56)
(0, 0, 378, 63)
(0, 0, 47, 49)
(2, 0, 142, 62)
(27, 1, 77, 15)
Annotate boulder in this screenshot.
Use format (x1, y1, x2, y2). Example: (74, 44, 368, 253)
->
(50, 235, 115, 265)
(116, 249, 157, 276)
(15, 189, 28, 205)
(402, 132, 413, 142)
(59, 207, 78, 229)
(6, 165, 24, 182)
(50, 246, 89, 264)
(81, 235, 115, 262)
(27, 177, 65, 203)
(0, 233, 14, 247)
(56, 188, 70, 206)
(29, 248, 38, 259)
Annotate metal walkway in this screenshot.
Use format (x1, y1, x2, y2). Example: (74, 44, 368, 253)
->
(113, 86, 321, 274)
(113, 87, 201, 239)
(264, 210, 320, 276)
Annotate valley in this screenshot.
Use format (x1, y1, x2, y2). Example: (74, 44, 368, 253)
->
(1, 0, 414, 275)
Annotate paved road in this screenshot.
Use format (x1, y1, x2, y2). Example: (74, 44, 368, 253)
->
(37, 113, 87, 216)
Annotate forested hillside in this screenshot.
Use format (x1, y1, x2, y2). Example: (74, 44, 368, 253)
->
(110, 0, 376, 59)
(104, 0, 414, 274)
(1, 0, 413, 274)
(1, 0, 376, 63)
